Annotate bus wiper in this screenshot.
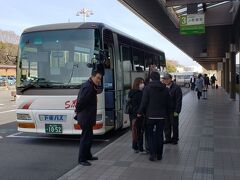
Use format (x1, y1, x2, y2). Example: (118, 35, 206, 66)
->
(19, 80, 54, 93)
(67, 64, 79, 85)
(19, 83, 40, 93)
(54, 84, 81, 89)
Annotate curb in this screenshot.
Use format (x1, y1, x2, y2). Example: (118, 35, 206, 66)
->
(57, 130, 130, 180)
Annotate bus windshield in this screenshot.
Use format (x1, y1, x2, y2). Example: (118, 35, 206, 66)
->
(16, 29, 100, 90)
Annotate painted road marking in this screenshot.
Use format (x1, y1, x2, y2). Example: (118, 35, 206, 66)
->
(0, 136, 3, 139)
(0, 104, 4, 106)
(6, 132, 109, 142)
(0, 110, 16, 114)
(7, 132, 23, 137)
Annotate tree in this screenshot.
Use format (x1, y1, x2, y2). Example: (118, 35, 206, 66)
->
(0, 41, 18, 65)
(166, 60, 177, 72)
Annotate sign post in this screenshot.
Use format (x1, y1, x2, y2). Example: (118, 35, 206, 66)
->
(180, 14, 205, 35)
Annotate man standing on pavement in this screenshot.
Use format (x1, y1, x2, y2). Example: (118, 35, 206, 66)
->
(75, 70, 102, 166)
(138, 72, 170, 161)
(163, 73, 182, 145)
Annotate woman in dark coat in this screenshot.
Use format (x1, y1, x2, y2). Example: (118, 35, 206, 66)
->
(128, 77, 145, 153)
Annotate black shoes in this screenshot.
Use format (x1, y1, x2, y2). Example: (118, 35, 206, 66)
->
(78, 156, 98, 166)
(79, 161, 91, 166)
(88, 156, 98, 160)
(149, 155, 162, 161)
(149, 156, 155, 161)
(157, 155, 162, 160)
(163, 140, 172, 144)
(164, 139, 179, 145)
(134, 150, 139, 153)
(139, 148, 144, 152)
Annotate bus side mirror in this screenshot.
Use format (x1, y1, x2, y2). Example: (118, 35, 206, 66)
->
(87, 50, 106, 75)
(99, 50, 106, 63)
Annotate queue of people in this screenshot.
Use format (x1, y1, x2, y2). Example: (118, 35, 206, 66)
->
(74, 65, 222, 165)
(128, 72, 183, 161)
(74, 66, 184, 165)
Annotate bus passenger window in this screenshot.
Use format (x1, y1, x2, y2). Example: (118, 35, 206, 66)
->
(132, 48, 144, 71)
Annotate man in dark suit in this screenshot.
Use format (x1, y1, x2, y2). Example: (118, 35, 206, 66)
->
(163, 73, 182, 145)
(75, 70, 102, 166)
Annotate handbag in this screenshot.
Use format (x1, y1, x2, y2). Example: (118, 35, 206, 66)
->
(124, 98, 132, 114)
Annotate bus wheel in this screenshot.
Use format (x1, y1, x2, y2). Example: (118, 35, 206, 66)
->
(185, 83, 190, 88)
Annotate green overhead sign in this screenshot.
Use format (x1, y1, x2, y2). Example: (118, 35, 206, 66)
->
(180, 14, 205, 35)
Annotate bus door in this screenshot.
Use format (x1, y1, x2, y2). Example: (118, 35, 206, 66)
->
(103, 30, 123, 130)
(113, 33, 124, 129)
(103, 44, 115, 131)
(120, 45, 132, 128)
(113, 34, 124, 129)
(103, 44, 123, 130)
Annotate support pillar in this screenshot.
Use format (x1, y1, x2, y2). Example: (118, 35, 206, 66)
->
(229, 44, 236, 100)
(222, 58, 226, 89)
(225, 53, 230, 93)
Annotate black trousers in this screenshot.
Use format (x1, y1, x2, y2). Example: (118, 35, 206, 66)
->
(78, 126, 93, 162)
(191, 83, 195, 90)
(164, 113, 179, 142)
(197, 91, 202, 99)
(146, 119, 164, 157)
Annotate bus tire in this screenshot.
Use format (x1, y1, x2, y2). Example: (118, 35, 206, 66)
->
(185, 83, 190, 88)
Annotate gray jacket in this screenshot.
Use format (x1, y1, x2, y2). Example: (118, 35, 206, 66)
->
(195, 77, 204, 92)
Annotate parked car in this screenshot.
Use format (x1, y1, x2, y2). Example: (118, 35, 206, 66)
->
(7, 76, 16, 85)
(0, 76, 7, 86)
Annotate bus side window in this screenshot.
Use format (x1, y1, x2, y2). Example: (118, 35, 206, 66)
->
(121, 45, 132, 87)
(132, 48, 144, 71)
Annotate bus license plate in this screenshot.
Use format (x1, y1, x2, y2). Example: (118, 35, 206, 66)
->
(45, 124, 62, 133)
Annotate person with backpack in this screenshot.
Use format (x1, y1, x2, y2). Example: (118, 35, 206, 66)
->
(202, 74, 209, 99)
(210, 74, 217, 89)
(128, 77, 145, 153)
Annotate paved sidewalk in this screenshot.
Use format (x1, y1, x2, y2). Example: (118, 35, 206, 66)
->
(59, 88, 240, 180)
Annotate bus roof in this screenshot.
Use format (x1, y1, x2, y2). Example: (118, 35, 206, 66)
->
(22, 22, 165, 55)
(23, 22, 104, 33)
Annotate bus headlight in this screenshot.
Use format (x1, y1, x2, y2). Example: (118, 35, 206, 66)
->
(96, 114, 102, 121)
(17, 113, 32, 120)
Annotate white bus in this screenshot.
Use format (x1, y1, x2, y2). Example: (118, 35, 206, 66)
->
(16, 22, 166, 135)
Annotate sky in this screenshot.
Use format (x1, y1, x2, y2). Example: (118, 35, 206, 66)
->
(0, 0, 201, 66)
